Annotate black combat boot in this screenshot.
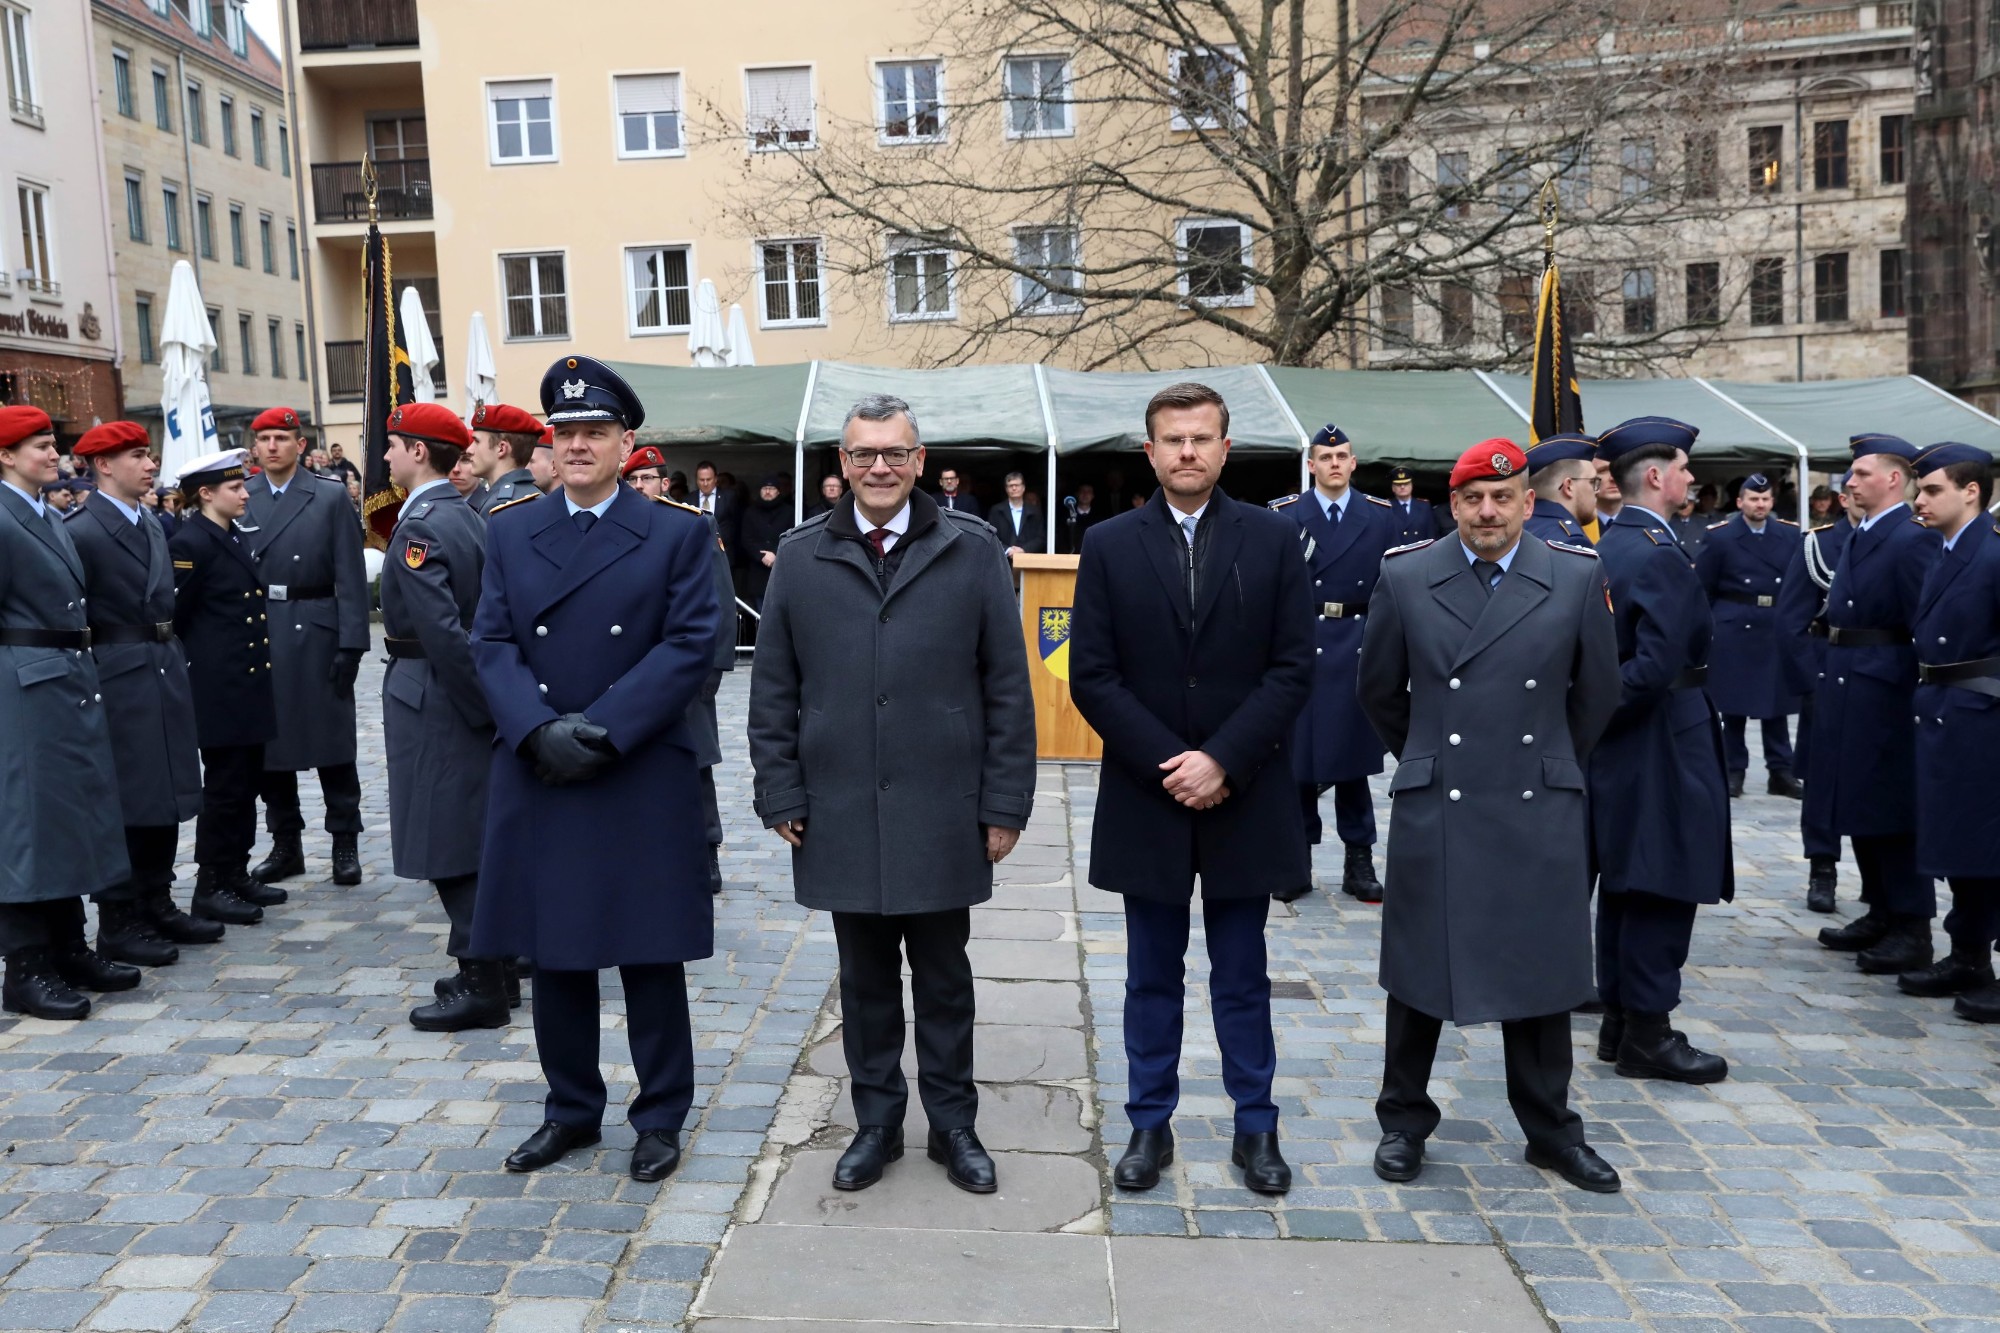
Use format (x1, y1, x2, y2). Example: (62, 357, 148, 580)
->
(1805, 858, 1837, 914)
(95, 901, 179, 968)
(330, 833, 362, 887)
(708, 844, 723, 896)
(1726, 771, 1745, 798)
(250, 831, 305, 884)
(50, 939, 141, 993)
(1818, 908, 1890, 952)
(1898, 945, 1994, 998)
(438, 958, 521, 1009)
(2, 951, 89, 1020)
(1856, 918, 1935, 976)
(409, 958, 510, 1032)
(143, 886, 226, 944)
(1595, 1007, 1625, 1063)
(1341, 845, 1383, 903)
(1614, 1011, 1727, 1084)
(191, 867, 264, 925)
(230, 863, 288, 908)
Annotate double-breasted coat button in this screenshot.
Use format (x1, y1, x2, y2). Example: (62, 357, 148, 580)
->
(1316, 648, 1323, 655)
(1448, 677, 1460, 689)
(1448, 789, 1462, 801)
(1522, 734, 1534, 744)
(879, 779, 890, 790)
(1522, 790, 1534, 800)
(536, 626, 548, 637)
(1939, 636, 1948, 644)
(877, 695, 888, 706)
(1448, 734, 1461, 745)
(538, 683, 548, 695)
(610, 625, 623, 636)
(245, 616, 253, 624)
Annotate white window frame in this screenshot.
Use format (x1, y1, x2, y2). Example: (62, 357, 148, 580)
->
(1168, 45, 1245, 132)
(228, 202, 244, 265)
(624, 242, 695, 335)
(498, 249, 571, 341)
(885, 234, 955, 322)
(1175, 217, 1255, 308)
(755, 237, 826, 328)
(184, 77, 205, 144)
(194, 192, 214, 259)
(136, 294, 156, 363)
(111, 48, 134, 118)
(1001, 53, 1073, 140)
(258, 212, 274, 273)
(4, 3, 39, 126)
(1012, 224, 1083, 313)
(612, 71, 685, 160)
(206, 305, 224, 371)
(152, 64, 173, 131)
(268, 318, 284, 380)
(123, 171, 147, 243)
(743, 64, 816, 152)
(160, 181, 183, 253)
(16, 179, 54, 296)
(294, 322, 307, 380)
(248, 105, 264, 165)
(486, 77, 559, 165)
(218, 93, 235, 155)
(875, 57, 946, 146)
(238, 312, 256, 375)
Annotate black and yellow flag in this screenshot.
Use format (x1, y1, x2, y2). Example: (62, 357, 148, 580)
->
(359, 217, 415, 547)
(1528, 262, 1583, 444)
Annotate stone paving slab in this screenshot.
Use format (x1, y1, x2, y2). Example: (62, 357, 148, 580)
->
(806, 1025, 1087, 1083)
(966, 939, 1083, 982)
(761, 1148, 1101, 1231)
(830, 1081, 1094, 1153)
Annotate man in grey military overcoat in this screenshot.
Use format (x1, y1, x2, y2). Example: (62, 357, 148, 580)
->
(1357, 438, 1622, 1194)
(242, 407, 370, 887)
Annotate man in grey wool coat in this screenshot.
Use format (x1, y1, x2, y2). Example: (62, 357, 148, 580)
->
(1356, 437, 1623, 1194)
(749, 393, 1036, 1197)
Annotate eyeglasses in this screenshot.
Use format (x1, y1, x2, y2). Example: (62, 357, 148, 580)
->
(1156, 435, 1222, 450)
(843, 447, 916, 468)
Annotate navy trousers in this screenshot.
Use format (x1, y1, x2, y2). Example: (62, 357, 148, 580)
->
(1722, 715, 1794, 778)
(1852, 833, 1936, 920)
(1942, 877, 1999, 951)
(1123, 894, 1277, 1135)
(532, 964, 694, 1134)
(1595, 890, 1698, 1015)
(1796, 697, 1840, 862)
(1300, 780, 1376, 848)
(434, 874, 477, 960)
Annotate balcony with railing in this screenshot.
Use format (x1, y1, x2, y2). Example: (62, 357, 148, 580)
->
(298, 0, 418, 51)
(9, 96, 42, 128)
(325, 337, 446, 402)
(310, 159, 432, 224)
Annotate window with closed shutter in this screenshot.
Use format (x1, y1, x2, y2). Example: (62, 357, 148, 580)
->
(746, 67, 813, 149)
(489, 79, 555, 161)
(616, 74, 682, 156)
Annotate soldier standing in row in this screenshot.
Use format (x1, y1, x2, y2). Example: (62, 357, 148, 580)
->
(67, 422, 218, 966)
(242, 408, 370, 888)
(1386, 467, 1435, 545)
(465, 402, 546, 514)
(1523, 434, 1599, 547)
(1696, 473, 1803, 799)
(0, 407, 134, 1019)
(1777, 470, 1856, 912)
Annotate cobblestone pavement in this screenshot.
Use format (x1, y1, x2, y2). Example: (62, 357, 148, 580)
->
(5, 649, 1998, 1331)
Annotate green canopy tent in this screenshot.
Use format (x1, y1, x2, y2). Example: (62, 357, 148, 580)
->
(1265, 367, 1526, 468)
(608, 362, 812, 447)
(1707, 376, 2000, 463)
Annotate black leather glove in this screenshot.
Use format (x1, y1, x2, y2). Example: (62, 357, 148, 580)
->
(528, 714, 617, 786)
(329, 648, 364, 697)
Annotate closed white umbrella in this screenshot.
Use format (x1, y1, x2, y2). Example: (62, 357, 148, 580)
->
(687, 278, 728, 368)
(724, 303, 756, 367)
(399, 286, 439, 403)
(157, 259, 218, 486)
(463, 310, 497, 422)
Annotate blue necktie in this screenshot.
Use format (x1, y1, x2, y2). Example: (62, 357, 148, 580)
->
(1475, 560, 1502, 592)
(573, 510, 597, 534)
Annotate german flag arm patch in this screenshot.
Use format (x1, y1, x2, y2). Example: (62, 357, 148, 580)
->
(403, 539, 429, 570)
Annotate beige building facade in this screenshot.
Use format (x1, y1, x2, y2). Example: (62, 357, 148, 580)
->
(95, 0, 309, 438)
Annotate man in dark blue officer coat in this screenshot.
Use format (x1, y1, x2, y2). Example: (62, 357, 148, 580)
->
(1266, 423, 1395, 903)
(1777, 472, 1855, 911)
(470, 356, 719, 1184)
(1523, 433, 1599, 547)
(1809, 435, 1942, 977)
(1903, 443, 2000, 1016)
(1696, 473, 1803, 799)
(1587, 417, 1731, 1086)
(1070, 381, 1314, 1198)
(1387, 467, 1437, 544)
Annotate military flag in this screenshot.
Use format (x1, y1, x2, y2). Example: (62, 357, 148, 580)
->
(1528, 182, 1583, 444)
(359, 170, 416, 547)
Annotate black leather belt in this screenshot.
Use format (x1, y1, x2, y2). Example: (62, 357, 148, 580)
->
(92, 621, 174, 645)
(1717, 589, 1776, 608)
(1670, 665, 1707, 690)
(1828, 626, 1911, 647)
(265, 583, 334, 602)
(0, 627, 90, 649)
(1919, 656, 2000, 699)
(1808, 617, 1829, 639)
(1319, 601, 1368, 619)
(384, 637, 426, 659)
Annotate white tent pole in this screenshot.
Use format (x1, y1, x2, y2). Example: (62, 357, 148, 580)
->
(1253, 363, 1312, 494)
(1906, 373, 2000, 428)
(1033, 363, 1059, 554)
(794, 360, 820, 526)
(1472, 369, 1532, 425)
(1692, 378, 1812, 530)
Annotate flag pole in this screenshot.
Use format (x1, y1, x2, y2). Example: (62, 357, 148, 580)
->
(1540, 176, 1559, 273)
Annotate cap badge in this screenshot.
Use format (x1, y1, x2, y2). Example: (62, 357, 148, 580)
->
(560, 379, 588, 400)
(565, 358, 579, 369)
(1491, 452, 1514, 476)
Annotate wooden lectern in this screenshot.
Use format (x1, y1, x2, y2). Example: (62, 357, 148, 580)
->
(1011, 554, 1102, 761)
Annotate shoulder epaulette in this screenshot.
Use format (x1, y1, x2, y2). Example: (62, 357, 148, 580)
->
(1384, 537, 1435, 557)
(1546, 538, 1598, 558)
(1364, 494, 1393, 507)
(60, 506, 83, 522)
(1643, 529, 1664, 545)
(172, 559, 194, 569)
(778, 511, 834, 543)
(1706, 519, 1731, 530)
(1266, 494, 1300, 509)
(1811, 522, 1835, 533)
(407, 500, 435, 521)
(939, 507, 996, 533)
(1775, 516, 1798, 526)
(1912, 514, 1928, 525)
(488, 494, 539, 517)
(655, 495, 704, 516)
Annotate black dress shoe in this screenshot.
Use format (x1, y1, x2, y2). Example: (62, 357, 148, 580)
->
(1, 951, 90, 1020)
(1595, 1007, 1625, 1063)
(1954, 981, 2000, 1023)
(1898, 947, 1994, 998)
(1373, 1131, 1424, 1182)
(330, 834, 362, 887)
(1231, 1131, 1291, 1195)
(1615, 1011, 1727, 1084)
(928, 1127, 997, 1193)
(51, 943, 141, 993)
(832, 1125, 904, 1191)
(410, 959, 510, 1032)
(1819, 909, 1890, 952)
(1342, 844, 1383, 903)
(1113, 1126, 1174, 1191)
(143, 888, 226, 943)
(1806, 858, 1837, 914)
(1767, 772, 1804, 799)
(1726, 771, 1745, 798)
(1857, 920, 1934, 975)
(250, 832, 304, 884)
(630, 1129, 682, 1183)
(504, 1120, 600, 1173)
(190, 875, 263, 926)
(1525, 1142, 1621, 1193)
(95, 902, 179, 968)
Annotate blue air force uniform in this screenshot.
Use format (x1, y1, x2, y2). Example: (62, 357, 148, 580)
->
(1522, 433, 1599, 549)
(1776, 514, 1854, 880)
(1695, 481, 1802, 787)
(1525, 498, 1592, 546)
(1386, 468, 1438, 545)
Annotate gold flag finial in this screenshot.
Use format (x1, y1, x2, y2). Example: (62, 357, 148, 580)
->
(1539, 177, 1560, 271)
(361, 154, 379, 225)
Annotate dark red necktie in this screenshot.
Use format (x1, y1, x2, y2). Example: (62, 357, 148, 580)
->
(867, 528, 889, 558)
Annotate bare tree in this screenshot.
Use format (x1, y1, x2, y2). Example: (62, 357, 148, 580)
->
(705, 0, 1772, 371)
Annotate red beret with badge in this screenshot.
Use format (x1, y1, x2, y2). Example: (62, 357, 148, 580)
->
(1449, 438, 1529, 491)
(387, 402, 474, 450)
(471, 402, 543, 436)
(73, 421, 153, 457)
(249, 406, 303, 434)
(0, 405, 53, 449)
(622, 445, 668, 477)
(537, 426, 553, 446)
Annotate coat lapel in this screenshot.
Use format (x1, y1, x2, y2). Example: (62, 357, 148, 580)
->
(1425, 537, 1487, 633)
(1192, 492, 1245, 634)
(89, 497, 154, 572)
(1304, 492, 1365, 568)
(1451, 537, 1553, 669)
(248, 475, 310, 548)
(1138, 493, 1194, 630)
(531, 487, 646, 615)
(2, 487, 86, 586)
(1917, 521, 1983, 622)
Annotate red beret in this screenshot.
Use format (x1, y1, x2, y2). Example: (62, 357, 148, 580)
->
(622, 445, 667, 477)
(536, 426, 553, 446)
(1449, 438, 1529, 490)
(0, 405, 53, 449)
(250, 407, 303, 434)
(387, 402, 474, 450)
(73, 421, 152, 458)
(471, 402, 543, 436)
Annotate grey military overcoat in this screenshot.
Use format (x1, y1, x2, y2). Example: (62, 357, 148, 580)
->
(1356, 534, 1620, 1024)
(748, 492, 1036, 916)
(244, 470, 370, 770)
(0, 487, 129, 901)
(380, 486, 490, 881)
(67, 500, 202, 827)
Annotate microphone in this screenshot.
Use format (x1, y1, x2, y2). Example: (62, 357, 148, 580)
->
(1064, 495, 1078, 521)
